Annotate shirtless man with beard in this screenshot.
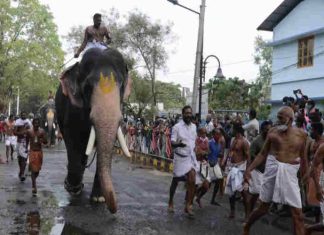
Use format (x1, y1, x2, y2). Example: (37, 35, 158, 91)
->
(243, 106, 307, 235)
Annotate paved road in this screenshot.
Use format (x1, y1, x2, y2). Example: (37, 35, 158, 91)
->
(0, 142, 302, 235)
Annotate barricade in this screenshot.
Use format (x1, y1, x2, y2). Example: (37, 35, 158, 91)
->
(114, 146, 173, 173)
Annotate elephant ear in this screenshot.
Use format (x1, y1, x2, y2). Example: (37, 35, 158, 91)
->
(59, 62, 83, 108)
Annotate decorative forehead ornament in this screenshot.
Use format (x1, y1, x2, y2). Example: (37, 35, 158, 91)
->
(99, 71, 116, 94)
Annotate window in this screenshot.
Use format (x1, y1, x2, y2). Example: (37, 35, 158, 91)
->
(298, 36, 314, 68)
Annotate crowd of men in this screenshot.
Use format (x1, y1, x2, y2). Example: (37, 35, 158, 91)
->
(0, 112, 47, 196)
(166, 100, 324, 235)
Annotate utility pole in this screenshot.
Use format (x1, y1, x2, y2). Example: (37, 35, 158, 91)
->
(16, 86, 20, 116)
(8, 101, 11, 116)
(192, 0, 206, 115)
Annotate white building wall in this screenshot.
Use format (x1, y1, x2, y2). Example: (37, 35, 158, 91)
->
(274, 0, 324, 41)
(271, 33, 324, 101)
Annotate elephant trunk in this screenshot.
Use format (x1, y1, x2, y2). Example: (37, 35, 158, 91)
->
(90, 85, 121, 213)
(46, 109, 55, 132)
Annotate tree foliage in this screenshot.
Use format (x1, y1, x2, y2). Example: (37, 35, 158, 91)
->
(254, 35, 273, 101)
(126, 71, 185, 119)
(0, 0, 64, 114)
(206, 36, 273, 120)
(206, 77, 251, 110)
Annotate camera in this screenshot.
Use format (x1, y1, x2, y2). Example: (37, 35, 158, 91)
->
(293, 89, 301, 94)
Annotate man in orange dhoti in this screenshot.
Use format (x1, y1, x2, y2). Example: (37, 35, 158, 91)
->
(26, 118, 47, 196)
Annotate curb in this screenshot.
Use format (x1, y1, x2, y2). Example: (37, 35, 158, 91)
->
(114, 147, 173, 173)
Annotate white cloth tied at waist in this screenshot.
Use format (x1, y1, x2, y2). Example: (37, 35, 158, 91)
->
(84, 42, 108, 53)
(249, 169, 263, 195)
(225, 161, 247, 196)
(260, 155, 302, 208)
(173, 151, 198, 177)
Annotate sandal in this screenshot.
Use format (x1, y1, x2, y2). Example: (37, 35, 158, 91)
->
(32, 188, 37, 196)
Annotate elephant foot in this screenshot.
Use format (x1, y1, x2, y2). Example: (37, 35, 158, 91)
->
(91, 196, 105, 203)
(90, 181, 105, 203)
(64, 178, 84, 196)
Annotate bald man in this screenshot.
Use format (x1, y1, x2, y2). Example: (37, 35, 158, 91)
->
(243, 107, 307, 235)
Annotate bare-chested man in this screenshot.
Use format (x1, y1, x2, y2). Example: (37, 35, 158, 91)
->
(4, 114, 16, 162)
(74, 13, 111, 58)
(243, 106, 307, 235)
(247, 120, 272, 215)
(26, 118, 47, 196)
(225, 124, 250, 219)
(14, 111, 32, 182)
(305, 122, 324, 235)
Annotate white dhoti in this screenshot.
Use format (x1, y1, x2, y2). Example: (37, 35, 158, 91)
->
(5, 136, 17, 147)
(173, 153, 198, 178)
(196, 161, 208, 184)
(84, 42, 107, 52)
(17, 142, 28, 159)
(249, 170, 263, 195)
(196, 161, 223, 184)
(225, 161, 247, 196)
(259, 155, 302, 209)
(208, 163, 223, 181)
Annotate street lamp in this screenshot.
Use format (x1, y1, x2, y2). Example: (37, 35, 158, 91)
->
(167, 0, 206, 115)
(199, 55, 224, 120)
(167, 0, 200, 15)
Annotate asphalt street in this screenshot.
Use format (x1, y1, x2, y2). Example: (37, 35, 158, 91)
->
(0, 142, 303, 235)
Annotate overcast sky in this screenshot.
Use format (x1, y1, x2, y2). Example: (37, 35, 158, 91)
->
(39, 0, 282, 90)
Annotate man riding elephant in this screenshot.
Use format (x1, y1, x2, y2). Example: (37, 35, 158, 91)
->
(56, 47, 131, 214)
(74, 13, 111, 59)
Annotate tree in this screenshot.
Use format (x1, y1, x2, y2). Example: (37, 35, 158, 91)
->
(126, 71, 153, 119)
(0, 0, 64, 114)
(253, 35, 273, 119)
(125, 71, 185, 119)
(254, 35, 273, 101)
(206, 77, 250, 110)
(123, 10, 175, 108)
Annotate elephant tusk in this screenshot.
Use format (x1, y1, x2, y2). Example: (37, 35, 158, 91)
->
(86, 126, 96, 156)
(117, 127, 131, 158)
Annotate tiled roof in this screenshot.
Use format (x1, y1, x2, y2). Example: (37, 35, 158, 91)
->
(258, 0, 304, 31)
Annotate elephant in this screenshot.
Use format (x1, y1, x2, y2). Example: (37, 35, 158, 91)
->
(55, 48, 131, 213)
(39, 100, 57, 147)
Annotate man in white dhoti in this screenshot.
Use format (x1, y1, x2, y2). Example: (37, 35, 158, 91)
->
(305, 122, 324, 235)
(243, 108, 259, 143)
(247, 120, 272, 215)
(74, 13, 111, 58)
(225, 124, 250, 219)
(14, 111, 32, 182)
(243, 107, 307, 235)
(168, 105, 197, 217)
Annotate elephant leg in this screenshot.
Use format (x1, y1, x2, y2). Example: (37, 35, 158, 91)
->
(51, 129, 56, 146)
(64, 133, 88, 196)
(90, 166, 105, 203)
